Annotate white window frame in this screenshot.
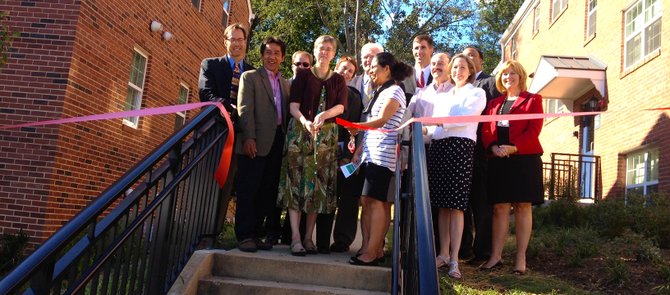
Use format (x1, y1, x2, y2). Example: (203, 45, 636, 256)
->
(175, 83, 189, 130)
(192, 0, 202, 11)
(587, 0, 597, 38)
(124, 48, 149, 128)
(626, 148, 659, 196)
(624, 0, 662, 69)
(511, 36, 518, 60)
(545, 98, 567, 114)
(552, 0, 568, 21)
(222, 0, 230, 27)
(533, 2, 541, 35)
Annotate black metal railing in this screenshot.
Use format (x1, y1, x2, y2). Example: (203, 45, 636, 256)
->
(0, 105, 228, 294)
(393, 121, 439, 295)
(543, 152, 602, 201)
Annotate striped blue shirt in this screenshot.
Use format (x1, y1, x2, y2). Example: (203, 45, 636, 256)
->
(362, 85, 406, 171)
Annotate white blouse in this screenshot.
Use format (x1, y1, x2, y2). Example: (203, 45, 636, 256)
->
(426, 83, 486, 142)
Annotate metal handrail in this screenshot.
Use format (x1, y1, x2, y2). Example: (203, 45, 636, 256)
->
(393, 121, 439, 294)
(0, 105, 228, 294)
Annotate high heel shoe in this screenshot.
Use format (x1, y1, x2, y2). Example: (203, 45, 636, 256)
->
(478, 260, 504, 271)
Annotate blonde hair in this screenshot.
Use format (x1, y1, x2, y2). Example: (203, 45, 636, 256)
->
(495, 60, 528, 93)
(314, 35, 338, 52)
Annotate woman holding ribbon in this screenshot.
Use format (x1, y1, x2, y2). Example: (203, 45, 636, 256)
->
(424, 54, 486, 278)
(347, 52, 412, 266)
(479, 60, 543, 275)
(278, 35, 348, 256)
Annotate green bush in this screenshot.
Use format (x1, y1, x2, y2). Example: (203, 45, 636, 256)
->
(533, 199, 588, 229)
(0, 230, 29, 274)
(604, 256, 628, 287)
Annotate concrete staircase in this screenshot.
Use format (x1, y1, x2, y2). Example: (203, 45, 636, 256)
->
(168, 246, 392, 295)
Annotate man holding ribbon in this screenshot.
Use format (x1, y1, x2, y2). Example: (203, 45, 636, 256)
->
(198, 23, 254, 236)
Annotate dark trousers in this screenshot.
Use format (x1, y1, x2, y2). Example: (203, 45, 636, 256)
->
(460, 158, 492, 259)
(234, 129, 285, 241)
(318, 170, 363, 249)
(215, 155, 237, 234)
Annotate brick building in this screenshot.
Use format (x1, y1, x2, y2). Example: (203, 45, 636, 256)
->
(499, 0, 668, 199)
(0, 0, 252, 247)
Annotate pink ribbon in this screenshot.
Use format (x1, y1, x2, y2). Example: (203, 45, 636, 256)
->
(0, 101, 235, 188)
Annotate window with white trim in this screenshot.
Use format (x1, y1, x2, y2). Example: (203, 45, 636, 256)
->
(533, 2, 541, 35)
(587, 0, 597, 38)
(511, 36, 518, 60)
(624, 0, 662, 69)
(175, 84, 189, 131)
(552, 0, 568, 21)
(124, 48, 148, 128)
(626, 148, 659, 195)
(192, 0, 201, 11)
(222, 0, 230, 27)
(545, 98, 567, 114)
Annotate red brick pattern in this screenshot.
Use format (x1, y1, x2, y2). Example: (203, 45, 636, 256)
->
(501, 0, 670, 199)
(0, 0, 251, 248)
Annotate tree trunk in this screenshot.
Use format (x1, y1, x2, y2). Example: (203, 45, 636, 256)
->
(354, 0, 360, 65)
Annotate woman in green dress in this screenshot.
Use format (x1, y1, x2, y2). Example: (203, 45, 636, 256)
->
(278, 35, 348, 256)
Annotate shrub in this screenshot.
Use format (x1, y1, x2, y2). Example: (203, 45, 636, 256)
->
(0, 230, 29, 274)
(604, 256, 628, 287)
(533, 198, 588, 229)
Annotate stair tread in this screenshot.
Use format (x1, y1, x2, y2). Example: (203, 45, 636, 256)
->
(212, 248, 392, 292)
(200, 275, 390, 295)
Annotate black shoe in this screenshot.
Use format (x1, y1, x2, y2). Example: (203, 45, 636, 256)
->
(265, 235, 279, 246)
(466, 256, 488, 266)
(317, 247, 331, 254)
(349, 256, 379, 266)
(255, 238, 273, 250)
(238, 238, 257, 252)
(329, 243, 350, 253)
(478, 260, 504, 271)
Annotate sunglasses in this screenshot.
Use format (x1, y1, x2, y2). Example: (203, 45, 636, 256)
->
(293, 62, 311, 67)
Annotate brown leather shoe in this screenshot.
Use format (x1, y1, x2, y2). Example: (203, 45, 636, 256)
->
(238, 238, 257, 252)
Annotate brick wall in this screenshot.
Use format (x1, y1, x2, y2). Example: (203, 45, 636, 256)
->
(0, 0, 251, 247)
(502, 0, 670, 199)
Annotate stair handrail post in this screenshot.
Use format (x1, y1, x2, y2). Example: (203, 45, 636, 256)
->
(411, 121, 439, 294)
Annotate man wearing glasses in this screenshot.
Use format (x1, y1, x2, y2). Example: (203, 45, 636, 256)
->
(289, 51, 312, 82)
(198, 23, 255, 238)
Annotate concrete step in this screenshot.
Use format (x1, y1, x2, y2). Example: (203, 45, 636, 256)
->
(198, 276, 390, 295)
(212, 246, 391, 293)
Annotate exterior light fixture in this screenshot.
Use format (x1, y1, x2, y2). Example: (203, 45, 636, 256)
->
(150, 21, 163, 32)
(162, 31, 174, 41)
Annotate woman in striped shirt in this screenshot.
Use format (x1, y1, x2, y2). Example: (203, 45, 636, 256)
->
(348, 52, 412, 266)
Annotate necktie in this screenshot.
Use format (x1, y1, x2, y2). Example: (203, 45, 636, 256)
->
(418, 71, 425, 88)
(365, 77, 374, 101)
(229, 62, 241, 106)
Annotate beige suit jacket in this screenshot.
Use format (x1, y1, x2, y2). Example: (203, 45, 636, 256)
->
(235, 68, 290, 156)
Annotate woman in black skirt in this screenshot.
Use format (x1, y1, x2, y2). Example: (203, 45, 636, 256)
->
(424, 54, 486, 278)
(479, 60, 544, 275)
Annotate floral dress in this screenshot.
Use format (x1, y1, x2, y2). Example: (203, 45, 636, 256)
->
(278, 69, 347, 213)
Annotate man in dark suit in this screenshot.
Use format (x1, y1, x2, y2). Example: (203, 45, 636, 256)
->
(402, 34, 434, 104)
(234, 36, 290, 252)
(198, 23, 254, 235)
(460, 45, 502, 263)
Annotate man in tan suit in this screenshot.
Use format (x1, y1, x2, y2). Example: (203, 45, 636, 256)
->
(234, 36, 290, 252)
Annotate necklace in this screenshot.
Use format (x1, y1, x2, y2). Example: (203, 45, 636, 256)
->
(311, 66, 332, 80)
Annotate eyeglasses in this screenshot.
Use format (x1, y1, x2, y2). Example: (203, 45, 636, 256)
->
(293, 62, 310, 67)
(227, 38, 246, 44)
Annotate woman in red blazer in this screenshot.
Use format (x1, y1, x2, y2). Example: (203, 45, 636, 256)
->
(479, 60, 544, 275)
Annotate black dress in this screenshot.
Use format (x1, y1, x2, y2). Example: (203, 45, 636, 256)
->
(487, 112, 544, 205)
